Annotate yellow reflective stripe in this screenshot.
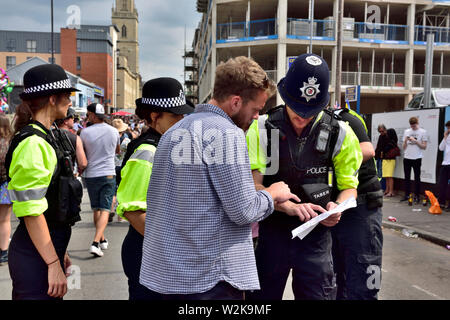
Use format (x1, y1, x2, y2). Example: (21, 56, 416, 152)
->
(9, 187, 47, 202)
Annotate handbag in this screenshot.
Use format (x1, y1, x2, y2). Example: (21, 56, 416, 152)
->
(385, 145, 400, 159)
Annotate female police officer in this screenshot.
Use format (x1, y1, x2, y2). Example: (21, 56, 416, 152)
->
(6, 64, 80, 300)
(116, 78, 194, 300)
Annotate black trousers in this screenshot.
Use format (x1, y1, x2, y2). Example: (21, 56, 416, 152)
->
(438, 165, 450, 205)
(8, 222, 71, 300)
(121, 225, 161, 300)
(331, 204, 383, 300)
(247, 220, 335, 300)
(403, 158, 422, 196)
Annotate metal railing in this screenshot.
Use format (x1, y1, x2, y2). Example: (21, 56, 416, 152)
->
(265, 70, 277, 83)
(352, 22, 409, 42)
(413, 74, 450, 88)
(414, 26, 450, 43)
(287, 18, 335, 40)
(217, 19, 277, 42)
(341, 72, 406, 87)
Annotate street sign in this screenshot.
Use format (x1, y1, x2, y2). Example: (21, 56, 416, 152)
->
(345, 86, 357, 102)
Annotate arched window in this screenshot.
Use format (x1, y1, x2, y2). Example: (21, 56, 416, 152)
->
(122, 25, 127, 38)
(122, 0, 127, 10)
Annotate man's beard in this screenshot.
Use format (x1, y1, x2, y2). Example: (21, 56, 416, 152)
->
(231, 113, 251, 131)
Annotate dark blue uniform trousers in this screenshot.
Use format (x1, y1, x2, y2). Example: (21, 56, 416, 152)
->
(331, 204, 383, 300)
(8, 222, 71, 300)
(247, 221, 336, 300)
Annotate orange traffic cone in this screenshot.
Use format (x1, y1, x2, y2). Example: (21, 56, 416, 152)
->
(424, 190, 442, 215)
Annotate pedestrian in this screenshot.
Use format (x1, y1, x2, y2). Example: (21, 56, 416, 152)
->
(5, 64, 81, 299)
(54, 107, 88, 176)
(111, 118, 131, 222)
(382, 128, 399, 197)
(401, 117, 428, 203)
(80, 103, 120, 257)
(375, 124, 389, 180)
(331, 107, 384, 300)
(438, 121, 450, 210)
(116, 77, 194, 300)
(245, 53, 362, 300)
(139, 56, 302, 300)
(73, 117, 83, 134)
(0, 115, 12, 266)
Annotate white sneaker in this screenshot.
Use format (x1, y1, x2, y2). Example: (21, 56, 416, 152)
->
(89, 245, 104, 257)
(99, 239, 109, 250)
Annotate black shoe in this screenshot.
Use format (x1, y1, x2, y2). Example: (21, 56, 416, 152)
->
(414, 197, 420, 205)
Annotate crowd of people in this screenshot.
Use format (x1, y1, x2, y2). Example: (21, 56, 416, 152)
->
(0, 55, 447, 301)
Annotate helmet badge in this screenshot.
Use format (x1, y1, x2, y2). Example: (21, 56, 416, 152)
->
(300, 77, 321, 102)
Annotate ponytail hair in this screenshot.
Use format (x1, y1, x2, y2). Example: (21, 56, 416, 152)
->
(13, 95, 55, 133)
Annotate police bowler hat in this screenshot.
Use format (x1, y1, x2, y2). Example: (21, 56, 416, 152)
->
(20, 64, 79, 100)
(277, 53, 330, 119)
(135, 77, 194, 115)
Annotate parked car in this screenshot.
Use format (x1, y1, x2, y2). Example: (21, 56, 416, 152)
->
(405, 89, 450, 110)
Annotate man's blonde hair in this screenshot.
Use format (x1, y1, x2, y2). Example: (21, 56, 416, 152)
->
(213, 56, 276, 104)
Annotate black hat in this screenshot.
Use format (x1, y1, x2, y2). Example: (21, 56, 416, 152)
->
(66, 107, 76, 119)
(135, 77, 195, 115)
(20, 64, 79, 100)
(87, 103, 106, 119)
(277, 53, 330, 118)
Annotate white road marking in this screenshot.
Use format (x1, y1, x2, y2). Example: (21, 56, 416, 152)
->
(412, 285, 444, 300)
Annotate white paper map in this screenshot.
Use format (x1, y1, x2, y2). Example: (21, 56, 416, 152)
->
(291, 197, 357, 240)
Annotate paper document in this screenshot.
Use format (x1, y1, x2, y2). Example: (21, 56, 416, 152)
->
(291, 197, 357, 240)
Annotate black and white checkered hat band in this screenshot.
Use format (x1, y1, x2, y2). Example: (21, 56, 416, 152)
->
(141, 90, 186, 108)
(23, 79, 72, 94)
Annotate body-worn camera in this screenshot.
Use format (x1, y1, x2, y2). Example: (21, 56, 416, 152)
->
(315, 123, 331, 153)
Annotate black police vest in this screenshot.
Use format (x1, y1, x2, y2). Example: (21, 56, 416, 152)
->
(120, 127, 160, 172)
(262, 107, 340, 224)
(5, 122, 82, 227)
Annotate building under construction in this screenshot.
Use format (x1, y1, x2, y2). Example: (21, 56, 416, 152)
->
(188, 0, 450, 113)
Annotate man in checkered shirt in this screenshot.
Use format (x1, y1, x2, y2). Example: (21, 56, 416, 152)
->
(139, 57, 304, 300)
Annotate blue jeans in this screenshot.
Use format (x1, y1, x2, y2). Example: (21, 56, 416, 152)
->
(85, 176, 116, 211)
(142, 281, 244, 300)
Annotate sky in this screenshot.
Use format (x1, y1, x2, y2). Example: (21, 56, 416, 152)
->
(1, 0, 202, 84)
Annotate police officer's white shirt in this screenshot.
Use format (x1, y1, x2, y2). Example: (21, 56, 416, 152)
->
(403, 127, 428, 160)
(439, 133, 450, 165)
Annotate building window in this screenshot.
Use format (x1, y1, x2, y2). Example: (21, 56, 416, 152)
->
(122, 25, 127, 38)
(122, 0, 127, 10)
(6, 56, 16, 69)
(77, 39, 81, 52)
(26, 40, 37, 53)
(6, 39, 16, 52)
(76, 56, 81, 70)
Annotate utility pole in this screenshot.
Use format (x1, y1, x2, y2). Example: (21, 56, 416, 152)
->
(335, 0, 343, 107)
(424, 33, 434, 109)
(51, 0, 54, 64)
(309, 0, 315, 53)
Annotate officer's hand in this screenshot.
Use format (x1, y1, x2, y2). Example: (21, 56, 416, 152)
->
(48, 262, 68, 298)
(278, 202, 325, 222)
(265, 182, 300, 204)
(320, 202, 342, 227)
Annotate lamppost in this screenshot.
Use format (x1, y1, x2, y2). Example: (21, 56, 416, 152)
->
(51, 0, 54, 64)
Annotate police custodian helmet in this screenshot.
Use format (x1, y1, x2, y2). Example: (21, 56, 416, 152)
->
(277, 53, 330, 119)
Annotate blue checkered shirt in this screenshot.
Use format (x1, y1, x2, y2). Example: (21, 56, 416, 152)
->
(139, 104, 274, 294)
